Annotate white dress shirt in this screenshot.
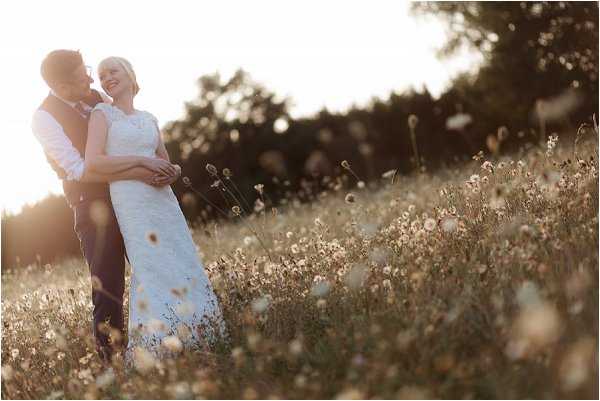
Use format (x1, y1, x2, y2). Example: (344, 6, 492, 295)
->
(31, 90, 111, 181)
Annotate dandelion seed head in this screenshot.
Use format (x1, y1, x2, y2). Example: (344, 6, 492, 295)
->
(205, 164, 218, 176)
(424, 218, 437, 231)
(441, 216, 458, 233)
(95, 368, 115, 389)
(408, 114, 419, 130)
(445, 113, 472, 131)
(133, 347, 156, 373)
(345, 264, 367, 290)
(310, 280, 330, 298)
(251, 296, 270, 314)
(162, 335, 183, 353)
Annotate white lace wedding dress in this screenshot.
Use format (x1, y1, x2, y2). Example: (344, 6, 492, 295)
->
(93, 103, 227, 362)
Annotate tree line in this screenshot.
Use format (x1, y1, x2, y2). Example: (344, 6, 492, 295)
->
(2, 1, 597, 270)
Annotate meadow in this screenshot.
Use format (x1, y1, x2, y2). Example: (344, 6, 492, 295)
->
(1, 127, 598, 399)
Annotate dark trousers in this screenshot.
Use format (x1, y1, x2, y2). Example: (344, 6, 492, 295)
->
(73, 197, 126, 360)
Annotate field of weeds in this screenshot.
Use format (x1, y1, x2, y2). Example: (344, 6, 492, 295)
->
(1, 130, 598, 399)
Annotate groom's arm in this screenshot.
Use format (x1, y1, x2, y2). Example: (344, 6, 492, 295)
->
(80, 166, 159, 184)
(32, 109, 161, 185)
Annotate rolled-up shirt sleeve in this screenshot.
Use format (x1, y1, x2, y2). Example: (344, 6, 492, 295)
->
(31, 109, 85, 181)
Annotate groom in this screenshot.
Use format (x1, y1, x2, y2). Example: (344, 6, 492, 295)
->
(32, 49, 180, 362)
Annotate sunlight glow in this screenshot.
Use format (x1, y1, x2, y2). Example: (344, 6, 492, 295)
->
(0, 0, 482, 214)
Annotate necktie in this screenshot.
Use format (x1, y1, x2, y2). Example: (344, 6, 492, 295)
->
(74, 102, 91, 119)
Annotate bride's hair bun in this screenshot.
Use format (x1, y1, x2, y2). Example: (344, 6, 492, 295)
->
(98, 56, 140, 95)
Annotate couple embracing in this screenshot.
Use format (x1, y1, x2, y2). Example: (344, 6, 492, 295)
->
(32, 50, 227, 365)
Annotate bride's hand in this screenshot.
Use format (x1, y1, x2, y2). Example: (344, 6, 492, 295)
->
(142, 157, 178, 177)
(151, 165, 181, 186)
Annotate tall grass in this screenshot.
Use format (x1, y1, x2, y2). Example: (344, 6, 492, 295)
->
(1, 130, 598, 399)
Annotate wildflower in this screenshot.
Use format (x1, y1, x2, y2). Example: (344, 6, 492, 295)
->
(559, 337, 595, 391)
(424, 218, 436, 231)
(254, 184, 264, 194)
(486, 135, 499, 154)
(10, 349, 19, 359)
(481, 161, 494, 173)
(133, 347, 156, 373)
(341, 160, 350, 170)
(535, 89, 583, 122)
(445, 113, 473, 131)
(408, 114, 419, 130)
(162, 336, 183, 353)
(231, 347, 244, 364)
(181, 193, 196, 209)
(251, 296, 270, 314)
(345, 193, 356, 204)
(45, 329, 56, 340)
(546, 134, 559, 157)
(509, 301, 562, 357)
(357, 181, 365, 189)
(182, 176, 191, 186)
(167, 382, 192, 399)
(254, 198, 265, 213)
(497, 126, 509, 141)
(147, 318, 167, 333)
(310, 280, 330, 298)
(205, 164, 218, 176)
(175, 301, 195, 316)
(95, 368, 115, 389)
(345, 264, 367, 289)
(472, 150, 484, 161)
(294, 374, 307, 389)
(440, 216, 458, 233)
(289, 339, 303, 356)
(290, 244, 300, 254)
(336, 387, 364, 400)
(231, 205, 241, 215)
(382, 169, 397, 179)
(222, 168, 232, 178)
(1, 365, 13, 381)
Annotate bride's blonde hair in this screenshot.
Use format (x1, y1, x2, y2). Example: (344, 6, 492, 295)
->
(98, 56, 140, 95)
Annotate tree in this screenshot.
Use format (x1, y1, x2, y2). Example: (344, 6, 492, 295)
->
(412, 1, 599, 144)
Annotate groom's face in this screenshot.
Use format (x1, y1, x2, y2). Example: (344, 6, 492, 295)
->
(55, 63, 93, 102)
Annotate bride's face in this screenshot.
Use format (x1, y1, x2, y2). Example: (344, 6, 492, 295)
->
(99, 62, 133, 98)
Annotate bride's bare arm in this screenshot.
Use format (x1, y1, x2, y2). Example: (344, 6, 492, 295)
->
(85, 110, 177, 176)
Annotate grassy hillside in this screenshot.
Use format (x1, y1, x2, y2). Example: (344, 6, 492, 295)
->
(2, 132, 598, 399)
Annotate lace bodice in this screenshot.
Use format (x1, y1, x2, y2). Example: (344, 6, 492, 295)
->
(92, 103, 159, 158)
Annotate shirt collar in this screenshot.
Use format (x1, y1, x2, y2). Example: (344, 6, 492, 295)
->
(49, 89, 80, 108)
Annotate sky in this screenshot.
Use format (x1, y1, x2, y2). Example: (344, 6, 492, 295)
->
(0, 0, 482, 214)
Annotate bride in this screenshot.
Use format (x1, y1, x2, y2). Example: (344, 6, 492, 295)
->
(84, 56, 227, 362)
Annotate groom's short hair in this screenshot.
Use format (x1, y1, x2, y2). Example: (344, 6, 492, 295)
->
(40, 50, 83, 88)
